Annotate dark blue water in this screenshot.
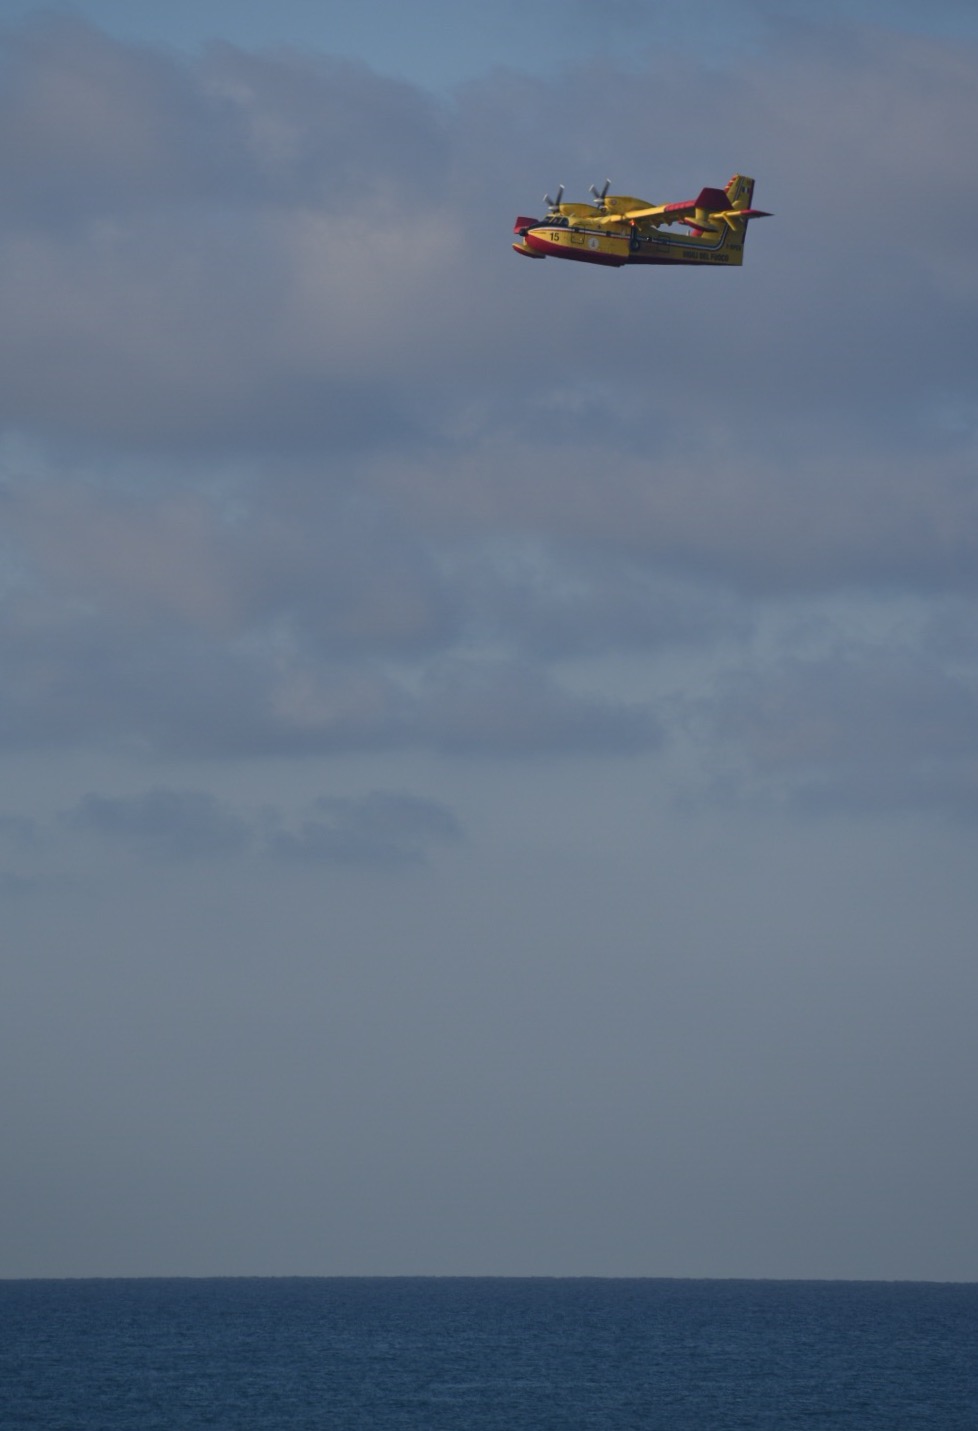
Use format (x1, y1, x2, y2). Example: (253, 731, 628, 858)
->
(2, 1278, 977, 1429)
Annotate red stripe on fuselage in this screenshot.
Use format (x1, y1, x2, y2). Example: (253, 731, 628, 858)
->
(523, 229, 627, 266)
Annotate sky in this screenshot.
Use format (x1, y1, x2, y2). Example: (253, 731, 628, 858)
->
(1, 0, 977, 1281)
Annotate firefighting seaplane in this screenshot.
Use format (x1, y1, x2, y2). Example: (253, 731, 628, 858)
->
(513, 173, 770, 267)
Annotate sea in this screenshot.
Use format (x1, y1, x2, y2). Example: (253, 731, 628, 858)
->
(2, 1277, 977, 1429)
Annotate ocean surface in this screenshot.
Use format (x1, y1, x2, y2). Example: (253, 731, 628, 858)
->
(2, 1277, 977, 1429)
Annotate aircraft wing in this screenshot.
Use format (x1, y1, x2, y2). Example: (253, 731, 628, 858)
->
(710, 207, 773, 225)
(593, 193, 727, 227)
(630, 188, 734, 224)
(591, 205, 661, 228)
(596, 201, 771, 228)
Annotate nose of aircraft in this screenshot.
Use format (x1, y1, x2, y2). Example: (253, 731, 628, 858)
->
(512, 216, 546, 257)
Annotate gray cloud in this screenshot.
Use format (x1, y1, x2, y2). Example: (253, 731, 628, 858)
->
(416, 658, 663, 756)
(699, 643, 978, 820)
(0, 16, 449, 219)
(0, 15, 975, 804)
(266, 790, 462, 866)
(0, 590, 659, 759)
(66, 788, 253, 858)
(1, 16, 974, 481)
(55, 785, 463, 868)
(0, 18, 451, 452)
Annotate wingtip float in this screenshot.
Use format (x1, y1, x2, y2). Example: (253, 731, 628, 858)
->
(513, 174, 771, 267)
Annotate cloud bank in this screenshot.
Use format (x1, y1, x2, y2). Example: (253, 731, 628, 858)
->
(0, 15, 976, 815)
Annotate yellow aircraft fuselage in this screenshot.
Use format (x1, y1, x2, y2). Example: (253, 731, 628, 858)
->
(513, 175, 770, 268)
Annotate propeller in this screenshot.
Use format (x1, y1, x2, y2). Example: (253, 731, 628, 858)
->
(544, 184, 565, 212)
(589, 179, 611, 210)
